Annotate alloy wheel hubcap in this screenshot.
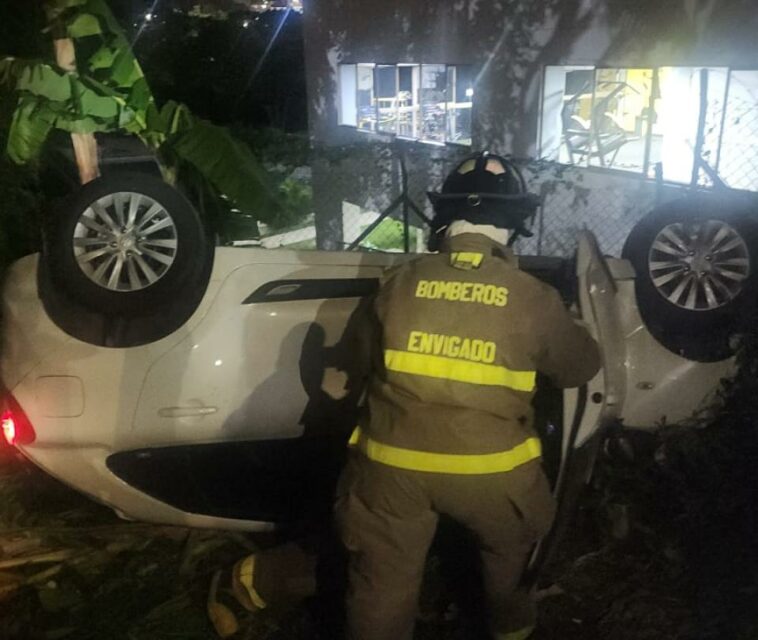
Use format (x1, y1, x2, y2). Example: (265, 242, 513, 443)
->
(72, 192, 178, 292)
(648, 219, 750, 311)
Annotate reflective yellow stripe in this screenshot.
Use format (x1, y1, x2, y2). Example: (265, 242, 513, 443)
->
(495, 626, 535, 640)
(349, 427, 541, 475)
(450, 251, 484, 269)
(233, 555, 267, 609)
(385, 349, 536, 392)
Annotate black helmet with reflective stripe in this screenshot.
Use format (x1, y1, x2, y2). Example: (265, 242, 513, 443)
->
(427, 152, 540, 249)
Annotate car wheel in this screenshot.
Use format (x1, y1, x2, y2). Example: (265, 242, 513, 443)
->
(45, 173, 208, 316)
(622, 195, 758, 362)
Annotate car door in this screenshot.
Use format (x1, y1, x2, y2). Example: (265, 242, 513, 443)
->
(113, 249, 404, 523)
(526, 230, 625, 581)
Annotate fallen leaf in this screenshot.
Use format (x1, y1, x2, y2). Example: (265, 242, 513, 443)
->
(536, 583, 565, 601)
(0, 549, 74, 570)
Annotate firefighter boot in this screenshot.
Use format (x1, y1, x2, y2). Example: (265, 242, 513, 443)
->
(207, 554, 266, 638)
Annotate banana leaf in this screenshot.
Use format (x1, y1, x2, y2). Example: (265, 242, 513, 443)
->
(118, 107, 141, 132)
(145, 101, 193, 138)
(168, 120, 282, 223)
(0, 58, 40, 89)
(17, 64, 71, 102)
(76, 85, 118, 119)
(128, 78, 152, 112)
(84, 0, 129, 38)
(66, 13, 101, 38)
(77, 75, 127, 104)
(87, 46, 117, 71)
(55, 114, 111, 134)
(110, 49, 143, 88)
(6, 98, 56, 164)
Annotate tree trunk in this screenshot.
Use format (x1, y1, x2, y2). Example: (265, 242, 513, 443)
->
(53, 38, 100, 184)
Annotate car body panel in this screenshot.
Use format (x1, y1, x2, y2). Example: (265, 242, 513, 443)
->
(574, 232, 733, 431)
(1, 249, 406, 529)
(615, 273, 733, 427)
(0, 239, 733, 531)
(133, 262, 385, 448)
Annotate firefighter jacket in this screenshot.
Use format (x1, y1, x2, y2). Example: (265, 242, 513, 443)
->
(351, 232, 601, 475)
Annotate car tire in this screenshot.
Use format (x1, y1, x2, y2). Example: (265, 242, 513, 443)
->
(45, 173, 208, 317)
(622, 194, 758, 362)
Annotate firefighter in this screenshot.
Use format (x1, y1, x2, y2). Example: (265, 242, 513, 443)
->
(335, 152, 601, 640)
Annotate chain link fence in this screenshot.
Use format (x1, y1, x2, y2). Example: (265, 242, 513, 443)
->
(293, 142, 664, 258)
(307, 142, 460, 253)
(520, 168, 658, 258)
(713, 73, 758, 192)
(258, 115, 758, 258)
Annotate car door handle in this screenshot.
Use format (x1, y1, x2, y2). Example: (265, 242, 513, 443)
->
(158, 406, 218, 418)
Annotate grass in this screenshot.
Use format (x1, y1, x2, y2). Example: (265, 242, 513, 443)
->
(361, 219, 424, 252)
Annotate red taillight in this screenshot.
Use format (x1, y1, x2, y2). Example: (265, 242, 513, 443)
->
(0, 393, 35, 446)
(1, 410, 16, 445)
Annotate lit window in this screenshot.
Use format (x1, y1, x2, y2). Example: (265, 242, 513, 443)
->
(541, 66, 655, 173)
(649, 67, 729, 183)
(420, 64, 447, 144)
(357, 64, 376, 132)
(588, 68, 654, 172)
(338, 64, 357, 127)
(446, 65, 474, 145)
(540, 66, 594, 163)
(540, 65, 758, 188)
(338, 62, 475, 147)
(375, 65, 398, 135)
(397, 64, 420, 138)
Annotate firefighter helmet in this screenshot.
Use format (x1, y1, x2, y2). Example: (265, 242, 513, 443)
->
(426, 152, 540, 250)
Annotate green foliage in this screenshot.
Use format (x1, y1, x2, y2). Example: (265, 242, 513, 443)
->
(170, 118, 282, 224)
(66, 12, 102, 38)
(0, 0, 285, 227)
(269, 178, 312, 230)
(363, 218, 422, 252)
(4, 0, 156, 137)
(16, 64, 71, 102)
(232, 126, 314, 230)
(6, 97, 56, 164)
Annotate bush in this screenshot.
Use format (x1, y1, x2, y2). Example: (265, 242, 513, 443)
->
(230, 126, 313, 232)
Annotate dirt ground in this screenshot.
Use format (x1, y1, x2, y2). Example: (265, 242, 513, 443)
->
(0, 413, 756, 640)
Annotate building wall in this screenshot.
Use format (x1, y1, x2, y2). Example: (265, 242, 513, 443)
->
(302, 0, 758, 251)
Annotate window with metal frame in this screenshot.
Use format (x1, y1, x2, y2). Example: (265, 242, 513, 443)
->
(540, 65, 758, 191)
(356, 63, 376, 132)
(338, 63, 474, 146)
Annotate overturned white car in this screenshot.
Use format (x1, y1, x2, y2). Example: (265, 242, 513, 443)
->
(0, 174, 750, 536)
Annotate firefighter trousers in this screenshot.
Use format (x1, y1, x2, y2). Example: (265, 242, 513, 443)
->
(335, 452, 555, 640)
